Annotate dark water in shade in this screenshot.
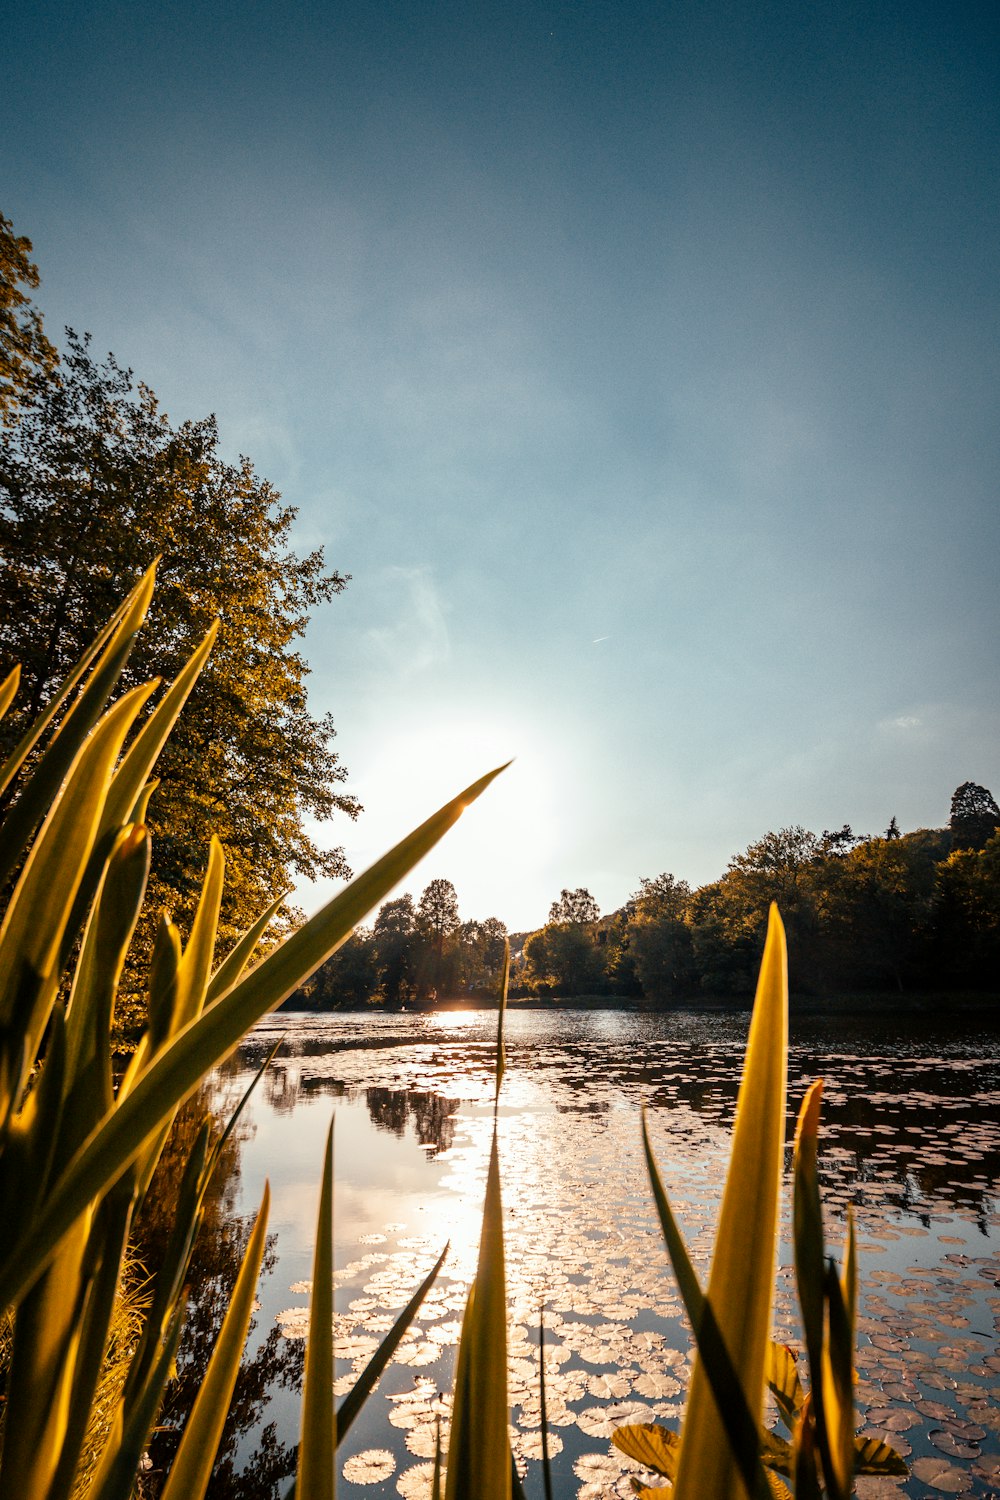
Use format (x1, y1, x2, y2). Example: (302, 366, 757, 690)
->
(205, 1009, 1000, 1499)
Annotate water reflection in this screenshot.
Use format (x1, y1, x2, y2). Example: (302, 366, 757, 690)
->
(214, 1010, 999, 1499)
(134, 1086, 304, 1500)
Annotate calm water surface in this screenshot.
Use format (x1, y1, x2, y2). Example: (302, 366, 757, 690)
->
(203, 1009, 1000, 1499)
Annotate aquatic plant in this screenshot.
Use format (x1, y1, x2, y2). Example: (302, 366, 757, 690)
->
(611, 910, 908, 1498)
(0, 566, 499, 1500)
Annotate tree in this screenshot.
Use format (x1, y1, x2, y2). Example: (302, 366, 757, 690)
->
(304, 930, 378, 1009)
(933, 833, 1000, 986)
(524, 920, 605, 996)
(0, 211, 57, 424)
(371, 895, 417, 1006)
(0, 333, 359, 1000)
(885, 816, 901, 840)
(949, 782, 1000, 852)
(455, 916, 508, 993)
(415, 877, 462, 998)
(417, 877, 461, 943)
(548, 887, 600, 925)
(627, 873, 695, 1002)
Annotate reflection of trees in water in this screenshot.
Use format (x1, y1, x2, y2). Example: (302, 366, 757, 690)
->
(365, 1087, 459, 1156)
(133, 1086, 303, 1500)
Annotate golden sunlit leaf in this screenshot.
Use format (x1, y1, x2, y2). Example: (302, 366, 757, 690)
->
(612, 1422, 681, 1478)
(672, 903, 788, 1500)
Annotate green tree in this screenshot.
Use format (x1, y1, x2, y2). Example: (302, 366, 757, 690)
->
(455, 916, 508, 993)
(0, 211, 57, 424)
(816, 830, 947, 991)
(371, 894, 417, 1006)
(627, 873, 695, 1002)
(949, 781, 1000, 852)
(524, 918, 605, 997)
(0, 333, 359, 1020)
(415, 877, 461, 999)
(932, 832, 1000, 987)
(303, 930, 378, 1009)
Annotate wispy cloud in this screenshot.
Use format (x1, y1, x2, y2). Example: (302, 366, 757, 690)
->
(364, 565, 450, 675)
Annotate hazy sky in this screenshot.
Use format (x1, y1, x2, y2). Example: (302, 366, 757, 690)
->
(6, 0, 999, 930)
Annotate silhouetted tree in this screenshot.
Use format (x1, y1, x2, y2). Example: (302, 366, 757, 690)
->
(949, 782, 1000, 852)
(372, 894, 417, 1005)
(548, 887, 600, 924)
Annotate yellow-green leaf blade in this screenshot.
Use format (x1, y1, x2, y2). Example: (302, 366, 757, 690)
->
(297, 1121, 335, 1500)
(161, 1183, 271, 1500)
(673, 903, 788, 1500)
(612, 1424, 680, 1479)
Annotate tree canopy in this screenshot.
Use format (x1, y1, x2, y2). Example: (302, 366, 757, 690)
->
(548, 887, 600, 925)
(0, 327, 358, 992)
(0, 212, 57, 424)
(949, 781, 1000, 852)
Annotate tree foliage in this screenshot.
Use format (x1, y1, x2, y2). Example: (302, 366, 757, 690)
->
(949, 780, 1000, 852)
(0, 332, 359, 1008)
(548, 886, 600, 925)
(0, 211, 57, 424)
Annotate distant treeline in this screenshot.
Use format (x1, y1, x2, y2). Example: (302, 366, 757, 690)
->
(297, 781, 1000, 1009)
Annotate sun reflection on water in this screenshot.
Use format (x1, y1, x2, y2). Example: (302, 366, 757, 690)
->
(219, 1011, 1000, 1500)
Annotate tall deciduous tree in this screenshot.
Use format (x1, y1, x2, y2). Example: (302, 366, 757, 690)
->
(371, 895, 417, 1006)
(415, 877, 461, 998)
(627, 873, 695, 1002)
(949, 781, 1000, 852)
(548, 887, 600, 925)
(0, 331, 359, 983)
(0, 211, 57, 424)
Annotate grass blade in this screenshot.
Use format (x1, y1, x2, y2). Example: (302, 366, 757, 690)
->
(205, 889, 288, 1006)
(297, 1119, 335, 1500)
(495, 939, 509, 1103)
(0, 567, 156, 877)
(445, 1128, 510, 1500)
(161, 1184, 271, 1500)
(336, 1242, 448, 1445)
(0, 766, 506, 1309)
(641, 1107, 769, 1498)
(672, 902, 787, 1500)
(0, 666, 19, 727)
(539, 1305, 554, 1500)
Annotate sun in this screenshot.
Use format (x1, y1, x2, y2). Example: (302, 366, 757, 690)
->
(343, 713, 564, 930)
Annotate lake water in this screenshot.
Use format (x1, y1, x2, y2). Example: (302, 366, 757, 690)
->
(191, 1008, 999, 1499)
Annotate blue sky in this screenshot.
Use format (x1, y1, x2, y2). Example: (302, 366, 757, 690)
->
(6, 0, 999, 929)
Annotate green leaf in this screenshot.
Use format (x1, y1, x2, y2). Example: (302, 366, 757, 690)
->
(765, 1341, 804, 1428)
(495, 939, 509, 1102)
(336, 1242, 448, 1446)
(0, 682, 157, 1090)
(538, 1304, 554, 1500)
(0, 565, 156, 875)
(853, 1435, 908, 1476)
(793, 1082, 825, 1367)
(90, 1297, 186, 1500)
(640, 1108, 768, 1500)
(101, 620, 218, 835)
(297, 1120, 335, 1500)
(612, 1423, 681, 1478)
(161, 1183, 271, 1500)
(205, 889, 288, 1006)
(445, 1128, 510, 1500)
(759, 1427, 794, 1475)
(0, 665, 20, 726)
(672, 903, 787, 1500)
(0, 766, 506, 1311)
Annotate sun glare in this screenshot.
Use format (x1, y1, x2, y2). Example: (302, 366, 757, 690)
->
(347, 714, 564, 929)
